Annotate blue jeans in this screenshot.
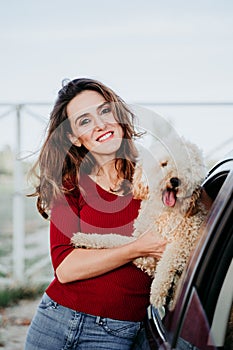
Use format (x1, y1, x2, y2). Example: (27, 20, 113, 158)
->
(25, 293, 150, 349)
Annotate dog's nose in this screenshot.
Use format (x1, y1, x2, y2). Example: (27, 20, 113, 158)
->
(170, 177, 181, 188)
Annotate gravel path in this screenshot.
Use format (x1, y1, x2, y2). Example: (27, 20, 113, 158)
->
(0, 297, 41, 350)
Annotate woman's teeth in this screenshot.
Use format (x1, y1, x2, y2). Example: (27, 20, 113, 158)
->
(98, 132, 113, 142)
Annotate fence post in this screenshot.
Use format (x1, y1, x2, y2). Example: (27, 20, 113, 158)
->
(12, 104, 25, 283)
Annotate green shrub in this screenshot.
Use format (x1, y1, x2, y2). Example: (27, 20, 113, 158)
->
(0, 284, 47, 308)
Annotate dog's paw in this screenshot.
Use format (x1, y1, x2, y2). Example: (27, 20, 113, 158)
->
(71, 232, 104, 249)
(71, 232, 135, 249)
(133, 257, 157, 276)
(150, 280, 169, 308)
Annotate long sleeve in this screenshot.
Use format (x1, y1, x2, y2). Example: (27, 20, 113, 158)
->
(50, 191, 80, 270)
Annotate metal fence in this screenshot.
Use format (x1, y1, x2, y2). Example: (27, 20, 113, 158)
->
(0, 101, 233, 287)
(0, 103, 52, 286)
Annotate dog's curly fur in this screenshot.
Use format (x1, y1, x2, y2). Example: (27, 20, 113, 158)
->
(71, 134, 208, 309)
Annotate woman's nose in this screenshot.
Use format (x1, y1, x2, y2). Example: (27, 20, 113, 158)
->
(93, 115, 106, 130)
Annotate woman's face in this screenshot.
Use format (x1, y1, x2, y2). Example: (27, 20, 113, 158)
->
(67, 90, 124, 162)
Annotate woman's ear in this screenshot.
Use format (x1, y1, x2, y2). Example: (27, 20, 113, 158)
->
(67, 133, 82, 147)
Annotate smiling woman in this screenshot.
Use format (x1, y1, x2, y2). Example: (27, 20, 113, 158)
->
(67, 90, 124, 164)
(25, 77, 167, 350)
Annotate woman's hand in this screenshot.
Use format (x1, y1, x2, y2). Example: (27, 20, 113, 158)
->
(131, 231, 167, 260)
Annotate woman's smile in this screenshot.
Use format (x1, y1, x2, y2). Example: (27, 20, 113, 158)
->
(96, 131, 114, 142)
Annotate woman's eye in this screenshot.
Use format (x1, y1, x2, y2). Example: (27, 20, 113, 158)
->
(79, 118, 90, 126)
(101, 106, 111, 115)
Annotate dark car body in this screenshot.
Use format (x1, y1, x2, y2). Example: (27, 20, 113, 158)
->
(146, 158, 233, 350)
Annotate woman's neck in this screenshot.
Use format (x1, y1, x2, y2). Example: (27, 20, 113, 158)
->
(90, 159, 124, 194)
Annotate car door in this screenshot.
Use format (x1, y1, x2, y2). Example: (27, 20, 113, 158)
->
(146, 167, 233, 350)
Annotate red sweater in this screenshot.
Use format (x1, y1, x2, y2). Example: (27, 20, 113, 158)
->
(46, 174, 152, 321)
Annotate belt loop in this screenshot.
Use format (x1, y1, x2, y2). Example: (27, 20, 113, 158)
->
(96, 316, 104, 325)
(96, 316, 101, 324)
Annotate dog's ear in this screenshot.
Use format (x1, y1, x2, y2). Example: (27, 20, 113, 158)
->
(185, 187, 202, 217)
(132, 164, 149, 200)
(133, 183, 149, 200)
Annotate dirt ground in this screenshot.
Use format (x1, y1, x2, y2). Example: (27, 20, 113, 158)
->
(0, 297, 40, 350)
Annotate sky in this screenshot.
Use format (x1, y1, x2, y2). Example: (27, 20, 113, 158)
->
(0, 0, 233, 162)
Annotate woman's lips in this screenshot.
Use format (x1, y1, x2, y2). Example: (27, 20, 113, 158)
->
(96, 131, 114, 142)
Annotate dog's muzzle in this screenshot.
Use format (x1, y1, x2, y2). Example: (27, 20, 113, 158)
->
(162, 177, 181, 207)
(170, 177, 181, 188)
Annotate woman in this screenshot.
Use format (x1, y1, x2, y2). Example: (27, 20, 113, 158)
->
(25, 78, 166, 349)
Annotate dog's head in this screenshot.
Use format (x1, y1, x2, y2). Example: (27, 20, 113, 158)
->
(155, 136, 207, 215)
(133, 134, 207, 216)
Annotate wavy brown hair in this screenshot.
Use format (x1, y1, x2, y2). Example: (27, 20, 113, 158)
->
(29, 78, 141, 218)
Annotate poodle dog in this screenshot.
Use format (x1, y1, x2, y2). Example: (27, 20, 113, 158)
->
(71, 134, 208, 309)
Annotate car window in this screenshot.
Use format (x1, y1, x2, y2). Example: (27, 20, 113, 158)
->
(179, 288, 217, 349)
(224, 303, 233, 349)
(210, 259, 233, 348)
(179, 260, 233, 349)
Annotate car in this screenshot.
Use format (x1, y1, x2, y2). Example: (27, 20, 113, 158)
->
(146, 158, 233, 350)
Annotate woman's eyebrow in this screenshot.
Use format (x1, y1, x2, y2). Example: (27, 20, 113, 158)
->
(96, 101, 110, 112)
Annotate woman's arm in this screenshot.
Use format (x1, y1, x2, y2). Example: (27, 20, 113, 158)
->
(51, 190, 166, 284)
(56, 232, 166, 283)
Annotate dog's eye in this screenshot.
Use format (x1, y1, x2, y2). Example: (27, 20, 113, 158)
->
(161, 161, 168, 167)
